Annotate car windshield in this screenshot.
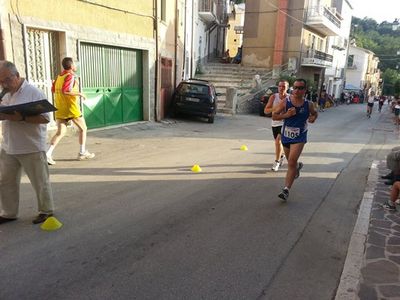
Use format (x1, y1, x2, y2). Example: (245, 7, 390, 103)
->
(179, 83, 209, 95)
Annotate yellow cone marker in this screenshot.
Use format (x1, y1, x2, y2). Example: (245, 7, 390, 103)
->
(40, 216, 63, 231)
(240, 145, 248, 151)
(191, 164, 202, 173)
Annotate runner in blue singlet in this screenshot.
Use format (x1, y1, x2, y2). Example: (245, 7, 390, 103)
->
(272, 78, 318, 202)
(281, 98, 310, 145)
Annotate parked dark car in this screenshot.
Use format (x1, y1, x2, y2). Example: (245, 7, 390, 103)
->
(172, 79, 218, 123)
(259, 86, 278, 117)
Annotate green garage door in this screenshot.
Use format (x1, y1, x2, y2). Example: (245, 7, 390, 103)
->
(80, 43, 143, 129)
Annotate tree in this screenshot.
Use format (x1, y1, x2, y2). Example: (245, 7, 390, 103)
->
(382, 69, 400, 95)
(352, 17, 400, 72)
(395, 79, 400, 97)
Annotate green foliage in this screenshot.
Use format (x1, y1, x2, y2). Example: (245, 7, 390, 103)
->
(352, 17, 400, 95)
(382, 69, 400, 95)
(395, 79, 400, 97)
(352, 17, 400, 70)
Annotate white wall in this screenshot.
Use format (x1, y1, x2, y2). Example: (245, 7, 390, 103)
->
(346, 46, 369, 89)
(324, 0, 353, 97)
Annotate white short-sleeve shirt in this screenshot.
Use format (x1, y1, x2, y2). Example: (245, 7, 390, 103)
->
(1, 79, 50, 154)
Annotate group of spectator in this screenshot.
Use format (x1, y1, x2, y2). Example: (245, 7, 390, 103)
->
(220, 47, 242, 64)
(305, 89, 336, 111)
(340, 91, 365, 105)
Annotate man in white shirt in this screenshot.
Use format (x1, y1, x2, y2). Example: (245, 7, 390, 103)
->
(0, 60, 54, 224)
(264, 80, 289, 171)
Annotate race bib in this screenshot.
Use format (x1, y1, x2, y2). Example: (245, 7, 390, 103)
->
(284, 126, 300, 139)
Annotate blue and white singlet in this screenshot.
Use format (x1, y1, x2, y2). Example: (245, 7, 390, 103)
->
(281, 99, 310, 144)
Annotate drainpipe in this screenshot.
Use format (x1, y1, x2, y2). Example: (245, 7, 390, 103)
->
(154, 0, 159, 121)
(174, 0, 178, 87)
(0, 28, 5, 60)
(182, 0, 187, 79)
(0, 2, 6, 60)
(191, 0, 194, 78)
(272, 0, 289, 77)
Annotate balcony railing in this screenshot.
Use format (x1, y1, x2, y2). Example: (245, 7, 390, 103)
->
(301, 49, 333, 67)
(306, 5, 341, 36)
(322, 6, 340, 28)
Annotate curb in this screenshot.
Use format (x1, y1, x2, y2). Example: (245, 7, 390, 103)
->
(334, 161, 379, 299)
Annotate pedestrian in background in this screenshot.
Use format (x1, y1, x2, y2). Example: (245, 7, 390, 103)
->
(272, 78, 318, 202)
(394, 99, 400, 128)
(311, 91, 318, 108)
(318, 89, 328, 112)
(378, 96, 385, 112)
(0, 60, 54, 224)
(366, 91, 375, 118)
(264, 80, 288, 171)
(46, 57, 95, 165)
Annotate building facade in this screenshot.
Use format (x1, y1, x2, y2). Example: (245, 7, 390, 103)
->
(346, 44, 381, 94)
(241, 0, 352, 94)
(226, 2, 245, 56)
(0, 0, 158, 128)
(324, 0, 353, 99)
(0, 0, 229, 130)
(189, 0, 229, 74)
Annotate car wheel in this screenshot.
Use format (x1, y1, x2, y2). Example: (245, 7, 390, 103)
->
(172, 109, 180, 118)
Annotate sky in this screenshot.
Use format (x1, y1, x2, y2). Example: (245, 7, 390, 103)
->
(350, 0, 400, 23)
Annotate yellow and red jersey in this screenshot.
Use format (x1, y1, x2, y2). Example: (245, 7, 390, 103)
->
(52, 70, 81, 119)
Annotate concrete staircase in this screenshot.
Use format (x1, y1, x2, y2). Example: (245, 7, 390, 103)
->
(194, 62, 274, 114)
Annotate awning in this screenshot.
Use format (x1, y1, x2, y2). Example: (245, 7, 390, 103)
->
(344, 84, 361, 91)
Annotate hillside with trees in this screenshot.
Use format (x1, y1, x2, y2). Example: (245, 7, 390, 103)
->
(352, 17, 400, 95)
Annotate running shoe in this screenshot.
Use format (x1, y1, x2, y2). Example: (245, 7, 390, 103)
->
(271, 160, 280, 172)
(278, 188, 289, 202)
(279, 155, 285, 167)
(382, 201, 396, 211)
(47, 155, 56, 165)
(77, 151, 95, 161)
(295, 162, 303, 179)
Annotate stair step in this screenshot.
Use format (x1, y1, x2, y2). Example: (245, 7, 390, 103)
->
(194, 63, 275, 114)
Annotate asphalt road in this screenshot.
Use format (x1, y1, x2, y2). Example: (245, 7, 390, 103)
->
(0, 103, 396, 300)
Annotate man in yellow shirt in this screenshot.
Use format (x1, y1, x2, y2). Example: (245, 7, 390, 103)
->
(47, 57, 94, 165)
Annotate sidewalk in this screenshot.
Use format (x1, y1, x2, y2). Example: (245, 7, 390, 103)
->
(336, 159, 400, 299)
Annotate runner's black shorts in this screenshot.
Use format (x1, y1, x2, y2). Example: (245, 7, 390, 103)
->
(272, 126, 282, 139)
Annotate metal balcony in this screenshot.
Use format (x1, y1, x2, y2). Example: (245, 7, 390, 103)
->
(301, 49, 333, 67)
(199, 0, 217, 23)
(306, 6, 341, 36)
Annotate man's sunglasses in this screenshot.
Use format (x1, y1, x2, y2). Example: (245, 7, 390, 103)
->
(293, 86, 306, 90)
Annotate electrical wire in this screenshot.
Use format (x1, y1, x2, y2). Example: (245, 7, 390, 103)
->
(77, 0, 155, 20)
(266, 0, 308, 26)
